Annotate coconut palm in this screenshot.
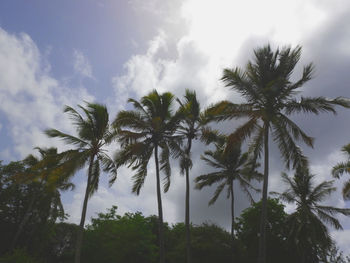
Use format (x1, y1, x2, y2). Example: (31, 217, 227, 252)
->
(45, 103, 117, 263)
(195, 135, 260, 260)
(272, 166, 350, 263)
(332, 143, 350, 199)
(205, 45, 350, 263)
(11, 147, 75, 249)
(176, 89, 207, 263)
(113, 90, 181, 263)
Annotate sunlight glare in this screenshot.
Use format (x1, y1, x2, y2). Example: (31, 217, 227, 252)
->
(181, 0, 326, 62)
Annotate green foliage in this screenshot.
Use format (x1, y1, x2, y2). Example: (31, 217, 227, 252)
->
(165, 222, 232, 263)
(0, 249, 44, 263)
(0, 160, 66, 257)
(235, 198, 296, 263)
(81, 206, 157, 263)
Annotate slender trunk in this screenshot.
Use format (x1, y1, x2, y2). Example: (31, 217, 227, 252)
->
(258, 123, 269, 263)
(154, 145, 165, 263)
(185, 138, 192, 263)
(11, 193, 36, 249)
(230, 181, 235, 262)
(74, 155, 94, 263)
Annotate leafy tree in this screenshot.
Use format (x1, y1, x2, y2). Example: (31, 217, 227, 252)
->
(113, 90, 181, 263)
(332, 143, 350, 199)
(0, 249, 44, 263)
(176, 89, 207, 263)
(235, 198, 295, 263)
(81, 206, 157, 263)
(0, 158, 69, 259)
(206, 45, 350, 263)
(11, 147, 74, 249)
(46, 103, 117, 263)
(47, 222, 79, 263)
(165, 222, 232, 263)
(272, 166, 350, 262)
(195, 135, 260, 259)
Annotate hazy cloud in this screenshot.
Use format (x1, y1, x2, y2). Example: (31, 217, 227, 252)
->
(73, 49, 94, 79)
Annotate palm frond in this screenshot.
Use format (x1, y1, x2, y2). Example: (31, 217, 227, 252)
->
(195, 172, 226, 189)
(309, 180, 336, 203)
(97, 153, 117, 186)
(45, 129, 88, 148)
(316, 209, 343, 230)
(284, 97, 349, 115)
(204, 101, 256, 122)
(208, 181, 226, 205)
(226, 117, 259, 149)
(332, 161, 350, 179)
(271, 120, 308, 169)
(277, 113, 314, 147)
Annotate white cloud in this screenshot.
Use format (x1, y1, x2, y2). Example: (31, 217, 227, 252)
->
(73, 49, 94, 79)
(0, 28, 94, 158)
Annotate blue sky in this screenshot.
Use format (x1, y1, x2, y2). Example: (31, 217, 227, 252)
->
(1, 0, 350, 255)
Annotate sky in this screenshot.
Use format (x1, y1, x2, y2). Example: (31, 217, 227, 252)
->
(1, 0, 350, 255)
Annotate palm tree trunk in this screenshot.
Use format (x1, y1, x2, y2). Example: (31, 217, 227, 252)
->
(258, 123, 269, 263)
(74, 155, 94, 263)
(230, 181, 235, 262)
(185, 138, 192, 263)
(11, 193, 36, 249)
(154, 145, 165, 263)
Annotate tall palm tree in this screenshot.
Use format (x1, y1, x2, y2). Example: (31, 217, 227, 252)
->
(46, 103, 117, 263)
(272, 166, 350, 263)
(113, 90, 181, 263)
(195, 135, 260, 261)
(332, 143, 350, 199)
(11, 147, 75, 249)
(206, 45, 350, 263)
(176, 89, 206, 263)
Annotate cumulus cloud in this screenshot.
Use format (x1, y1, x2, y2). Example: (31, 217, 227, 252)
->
(0, 28, 94, 158)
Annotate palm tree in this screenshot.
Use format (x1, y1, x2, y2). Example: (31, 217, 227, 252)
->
(176, 89, 206, 263)
(113, 90, 181, 263)
(195, 135, 260, 260)
(332, 143, 350, 199)
(45, 103, 117, 263)
(205, 45, 350, 263)
(272, 166, 350, 263)
(11, 147, 75, 249)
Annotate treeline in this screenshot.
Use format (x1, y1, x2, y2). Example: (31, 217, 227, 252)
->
(0, 170, 349, 263)
(1, 45, 350, 263)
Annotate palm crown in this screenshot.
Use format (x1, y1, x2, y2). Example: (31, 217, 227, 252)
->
(273, 166, 350, 262)
(196, 140, 260, 206)
(114, 90, 181, 193)
(208, 45, 350, 168)
(46, 103, 117, 193)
